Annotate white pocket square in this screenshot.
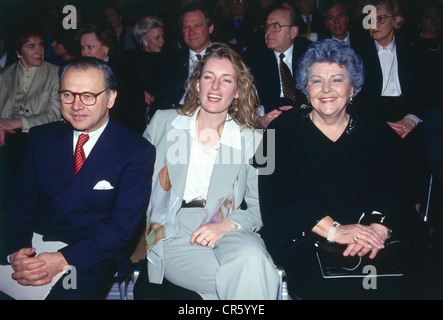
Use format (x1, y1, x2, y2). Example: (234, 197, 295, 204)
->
(93, 180, 114, 190)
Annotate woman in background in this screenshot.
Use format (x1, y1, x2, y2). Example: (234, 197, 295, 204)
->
(117, 16, 169, 134)
(0, 21, 60, 219)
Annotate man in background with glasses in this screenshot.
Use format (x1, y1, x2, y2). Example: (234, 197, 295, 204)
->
(246, 7, 311, 129)
(0, 57, 155, 300)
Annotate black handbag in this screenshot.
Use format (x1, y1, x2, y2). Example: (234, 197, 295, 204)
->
(314, 240, 406, 279)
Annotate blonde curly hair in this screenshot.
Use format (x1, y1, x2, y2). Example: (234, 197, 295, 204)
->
(178, 42, 259, 129)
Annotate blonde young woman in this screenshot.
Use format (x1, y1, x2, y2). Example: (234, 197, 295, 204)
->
(139, 43, 279, 300)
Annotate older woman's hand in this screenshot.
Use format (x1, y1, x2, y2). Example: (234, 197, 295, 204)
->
(387, 118, 415, 139)
(334, 223, 387, 258)
(338, 223, 390, 259)
(313, 217, 388, 259)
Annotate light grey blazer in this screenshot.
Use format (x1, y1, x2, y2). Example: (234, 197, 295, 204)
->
(0, 61, 61, 131)
(143, 109, 263, 283)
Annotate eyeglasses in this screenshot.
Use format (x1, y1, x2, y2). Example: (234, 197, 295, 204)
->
(261, 22, 295, 33)
(369, 15, 394, 25)
(58, 89, 108, 106)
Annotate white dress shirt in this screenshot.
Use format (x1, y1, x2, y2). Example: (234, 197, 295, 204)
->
(73, 120, 108, 158)
(375, 37, 402, 97)
(375, 38, 421, 123)
(171, 109, 242, 203)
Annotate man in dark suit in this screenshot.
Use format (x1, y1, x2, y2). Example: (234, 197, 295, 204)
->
(0, 57, 155, 300)
(295, 0, 327, 42)
(165, 3, 214, 107)
(213, 0, 258, 54)
(322, 0, 356, 47)
(247, 7, 311, 129)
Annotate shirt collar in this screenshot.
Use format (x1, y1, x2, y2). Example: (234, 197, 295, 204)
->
(274, 44, 294, 63)
(172, 108, 242, 150)
(189, 44, 210, 62)
(18, 61, 38, 77)
(74, 119, 109, 141)
(332, 31, 350, 44)
(375, 36, 396, 53)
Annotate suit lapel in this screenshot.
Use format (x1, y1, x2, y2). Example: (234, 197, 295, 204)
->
(50, 119, 119, 218)
(267, 50, 281, 99)
(165, 122, 190, 200)
(164, 118, 243, 205)
(206, 143, 242, 206)
(6, 63, 19, 107)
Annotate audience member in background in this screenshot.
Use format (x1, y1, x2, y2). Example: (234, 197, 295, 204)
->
(247, 7, 310, 129)
(354, 0, 428, 212)
(78, 21, 124, 129)
(117, 15, 168, 134)
(46, 27, 80, 66)
(322, 0, 356, 47)
(78, 22, 118, 65)
(163, 3, 214, 108)
(0, 21, 61, 236)
(294, 0, 327, 41)
(104, 3, 136, 56)
(410, 0, 442, 108)
(213, 0, 258, 54)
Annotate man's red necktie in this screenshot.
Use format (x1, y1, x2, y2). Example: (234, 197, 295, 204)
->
(74, 133, 89, 176)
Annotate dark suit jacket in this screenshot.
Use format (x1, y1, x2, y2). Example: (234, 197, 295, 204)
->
(1, 118, 155, 273)
(425, 107, 443, 187)
(163, 48, 191, 107)
(354, 34, 425, 121)
(296, 10, 327, 39)
(246, 37, 311, 113)
(213, 14, 258, 54)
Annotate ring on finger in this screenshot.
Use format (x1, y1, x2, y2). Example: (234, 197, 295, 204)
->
(353, 236, 359, 243)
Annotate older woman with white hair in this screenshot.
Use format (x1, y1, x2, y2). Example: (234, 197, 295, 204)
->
(117, 16, 169, 133)
(257, 39, 428, 299)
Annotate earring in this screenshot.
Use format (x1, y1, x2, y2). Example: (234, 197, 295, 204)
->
(17, 53, 22, 59)
(350, 91, 354, 104)
(142, 42, 148, 47)
(234, 98, 238, 112)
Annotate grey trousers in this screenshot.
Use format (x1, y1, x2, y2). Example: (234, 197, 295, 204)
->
(162, 208, 280, 300)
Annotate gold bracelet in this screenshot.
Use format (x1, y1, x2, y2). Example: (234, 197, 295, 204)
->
(405, 116, 417, 128)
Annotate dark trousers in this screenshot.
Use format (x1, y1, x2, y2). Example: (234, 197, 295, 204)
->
(45, 259, 118, 300)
